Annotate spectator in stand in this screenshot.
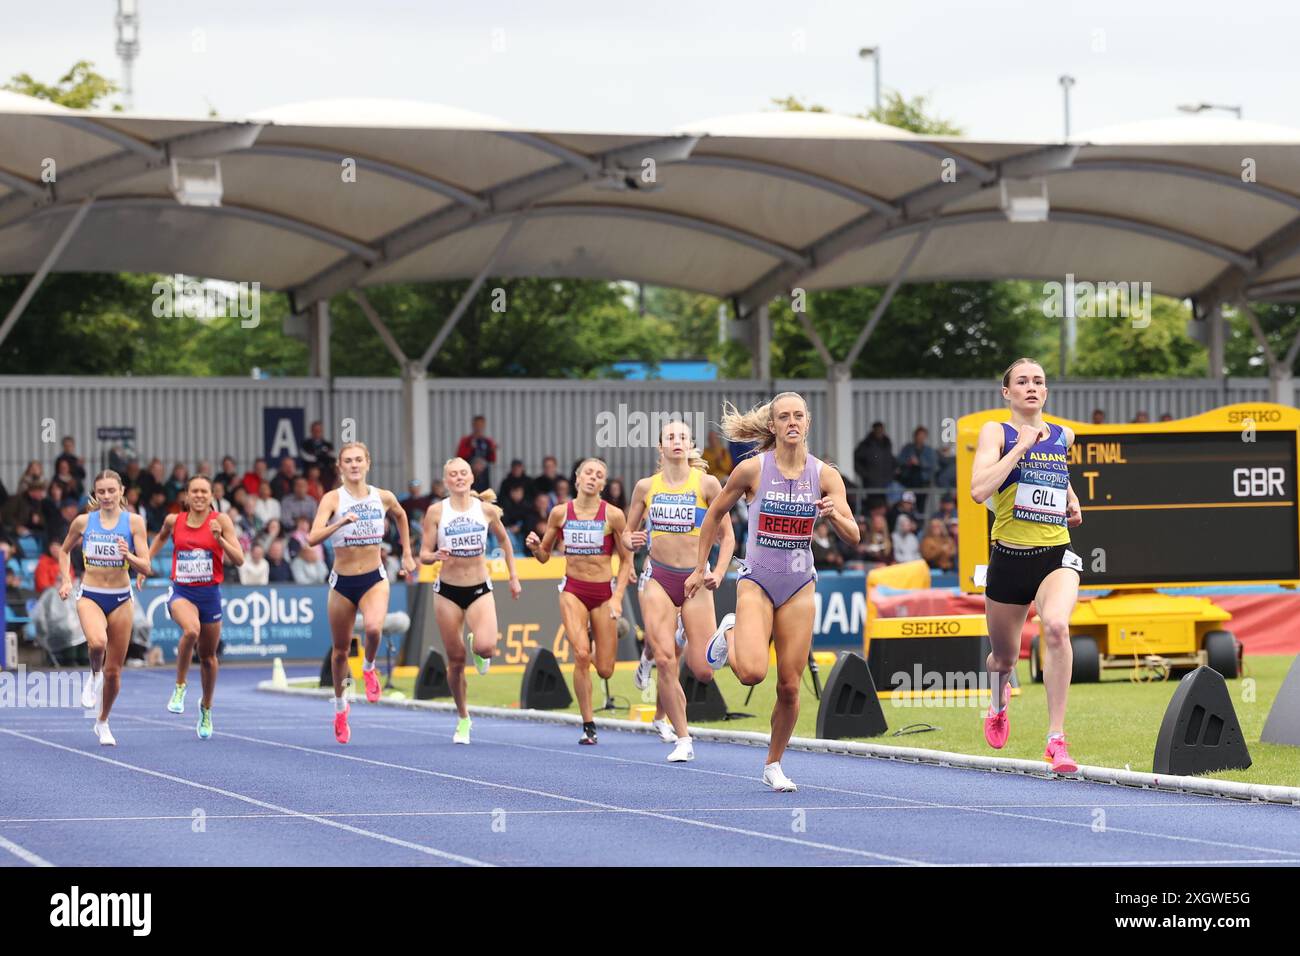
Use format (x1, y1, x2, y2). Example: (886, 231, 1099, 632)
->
(163, 462, 189, 503)
(531, 492, 552, 529)
(811, 519, 845, 571)
(896, 426, 938, 513)
(428, 478, 447, 500)
(168, 487, 190, 516)
(500, 484, 532, 542)
(195, 459, 213, 479)
(853, 421, 896, 513)
(398, 479, 433, 522)
(702, 431, 733, 481)
(299, 421, 336, 487)
(208, 481, 230, 514)
(234, 491, 260, 544)
(888, 490, 920, 533)
(1160, 411, 1174, 422)
(303, 465, 326, 500)
(239, 543, 269, 585)
(240, 459, 268, 497)
(35, 539, 62, 594)
(54, 436, 86, 486)
(288, 517, 312, 558)
(269, 456, 298, 499)
(254, 481, 281, 527)
(216, 457, 239, 493)
(936, 493, 959, 533)
(469, 456, 490, 494)
(291, 543, 328, 584)
(41, 481, 68, 531)
(122, 459, 144, 495)
(1091, 409, 1106, 425)
(51, 458, 84, 501)
(602, 478, 627, 511)
(552, 477, 572, 509)
(5, 559, 35, 624)
(839, 516, 875, 570)
(144, 488, 169, 534)
(456, 415, 497, 489)
(919, 517, 956, 571)
(265, 538, 294, 583)
(137, 458, 165, 502)
(53, 501, 80, 546)
(935, 443, 957, 489)
(861, 511, 893, 566)
(255, 518, 285, 556)
(892, 514, 921, 564)
(2, 480, 48, 541)
(530, 456, 561, 499)
(280, 477, 317, 529)
(499, 459, 530, 499)
(1133, 410, 1150, 424)
(17, 461, 44, 493)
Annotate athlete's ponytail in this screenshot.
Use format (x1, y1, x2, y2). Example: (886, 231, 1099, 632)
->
(719, 392, 808, 453)
(655, 421, 709, 474)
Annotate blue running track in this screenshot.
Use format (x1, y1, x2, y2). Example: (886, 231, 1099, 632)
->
(2, 666, 1298, 867)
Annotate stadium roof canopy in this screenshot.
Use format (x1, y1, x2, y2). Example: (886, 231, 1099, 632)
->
(4, 91, 1300, 476)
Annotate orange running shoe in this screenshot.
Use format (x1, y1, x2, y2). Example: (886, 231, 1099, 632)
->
(334, 703, 351, 744)
(363, 667, 381, 703)
(1045, 734, 1078, 773)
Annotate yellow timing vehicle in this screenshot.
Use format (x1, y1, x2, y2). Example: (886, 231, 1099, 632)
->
(957, 402, 1300, 681)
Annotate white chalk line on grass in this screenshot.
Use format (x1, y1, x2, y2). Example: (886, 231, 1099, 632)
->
(0, 832, 54, 867)
(116, 713, 929, 866)
(0, 728, 490, 867)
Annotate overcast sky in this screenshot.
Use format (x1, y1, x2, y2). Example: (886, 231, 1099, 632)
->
(4, 1, 1297, 139)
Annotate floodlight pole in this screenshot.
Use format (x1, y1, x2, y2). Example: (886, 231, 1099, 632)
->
(1059, 75, 1075, 140)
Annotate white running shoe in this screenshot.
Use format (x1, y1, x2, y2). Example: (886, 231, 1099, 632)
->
(762, 761, 797, 792)
(667, 737, 695, 763)
(80, 671, 98, 711)
(651, 718, 678, 743)
(706, 613, 734, 670)
(633, 645, 653, 691)
(674, 616, 686, 649)
(93, 721, 116, 747)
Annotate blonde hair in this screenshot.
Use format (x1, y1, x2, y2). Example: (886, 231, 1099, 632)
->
(87, 470, 124, 512)
(576, 456, 608, 479)
(338, 441, 371, 465)
(443, 457, 497, 503)
(719, 392, 808, 453)
(656, 420, 708, 474)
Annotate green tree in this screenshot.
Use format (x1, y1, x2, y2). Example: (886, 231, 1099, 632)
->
(1070, 295, 1206, 378)
(3, 60, 120, 110)
(1224, 303, 1300, 377)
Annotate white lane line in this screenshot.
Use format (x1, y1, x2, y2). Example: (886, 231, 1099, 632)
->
(117, 714, 927, 865)
(449, 734, 1300, 861)
(0, 729, 490, 867)
(0, 832, 54, 867)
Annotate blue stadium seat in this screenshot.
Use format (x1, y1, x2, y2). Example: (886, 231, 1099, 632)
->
(17, 537, 40, 560)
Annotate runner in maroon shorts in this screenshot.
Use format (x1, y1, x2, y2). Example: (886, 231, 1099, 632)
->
(525, 457, 633, 745)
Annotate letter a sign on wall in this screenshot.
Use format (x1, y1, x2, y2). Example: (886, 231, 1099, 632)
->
(264, 407, 304, 464)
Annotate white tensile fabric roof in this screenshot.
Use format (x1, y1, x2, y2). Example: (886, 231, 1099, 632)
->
(2, 91, 1299, 315)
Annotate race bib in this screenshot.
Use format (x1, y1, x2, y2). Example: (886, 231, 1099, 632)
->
(1012, 466, 1068, 526)
(175, 548, 214, 584)
(84, 538, 122, 567)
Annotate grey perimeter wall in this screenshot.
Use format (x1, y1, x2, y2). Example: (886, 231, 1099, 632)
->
(1, 375, 1289, 491)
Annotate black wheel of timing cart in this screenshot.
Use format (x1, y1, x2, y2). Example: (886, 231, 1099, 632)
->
(1203, 630, 1239, 679)
(1070, 635, 1101, 683)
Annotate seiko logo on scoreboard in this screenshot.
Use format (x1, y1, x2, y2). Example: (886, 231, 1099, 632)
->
(1227, 409, 1282, 424)
(900, 620, 961, 636)
(1233, 467, 1285, 497)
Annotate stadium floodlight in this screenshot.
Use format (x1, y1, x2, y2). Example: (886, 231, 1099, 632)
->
(115, 0, 141, 111)
(170, 157, 224, 207)
(858, 46, 881, 113)
(1000, 177, 1049, 223)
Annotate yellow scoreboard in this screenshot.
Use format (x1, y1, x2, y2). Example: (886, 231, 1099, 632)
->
(957, 403, 1300, 591)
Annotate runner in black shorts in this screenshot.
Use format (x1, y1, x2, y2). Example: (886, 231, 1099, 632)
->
(970, 358, 1084, 773)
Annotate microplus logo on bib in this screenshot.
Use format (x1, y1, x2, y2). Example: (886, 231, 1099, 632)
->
(50, 886, 152, 936)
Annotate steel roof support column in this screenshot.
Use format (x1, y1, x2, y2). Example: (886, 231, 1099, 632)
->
(0, 197, 93, 349)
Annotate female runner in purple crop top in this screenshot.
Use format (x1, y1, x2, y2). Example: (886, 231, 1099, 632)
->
(687, 392, 859, 791)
